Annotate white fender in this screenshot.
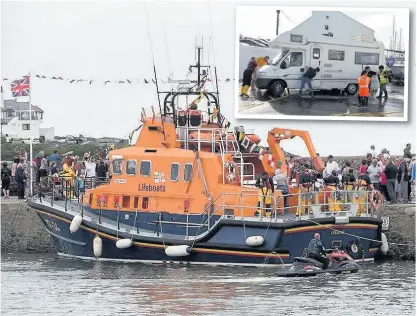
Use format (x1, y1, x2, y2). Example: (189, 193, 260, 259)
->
(69, 215, 82, 233)
(380, 233, 389, 254)
(246, 236, 264, 247)
(93, 235, 102, 258)
(116, 238, 133, 249)
(165, 245, 191, 257)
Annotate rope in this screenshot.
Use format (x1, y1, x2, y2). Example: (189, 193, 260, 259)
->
(303, 218, 410, 246)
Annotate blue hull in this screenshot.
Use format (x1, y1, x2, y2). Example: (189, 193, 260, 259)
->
(30, 200, 383, 266)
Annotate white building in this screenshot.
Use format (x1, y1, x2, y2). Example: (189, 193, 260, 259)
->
(1, 99, 54, 143)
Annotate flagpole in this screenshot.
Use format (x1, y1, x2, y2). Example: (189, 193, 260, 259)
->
(29, 71, 33, 197)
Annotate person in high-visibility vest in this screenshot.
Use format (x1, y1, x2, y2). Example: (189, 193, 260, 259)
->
(357, 70, 371, 106)
(377, 65, 389, 99)
(255, 172, 274, 216)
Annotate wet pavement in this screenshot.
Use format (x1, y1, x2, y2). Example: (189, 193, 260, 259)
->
(237, 83, 405, 118)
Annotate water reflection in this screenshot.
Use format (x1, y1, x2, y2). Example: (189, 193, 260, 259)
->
(1, 254, 415, 316)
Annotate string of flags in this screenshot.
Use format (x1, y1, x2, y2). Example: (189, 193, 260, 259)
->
(1, 75, 234, 86)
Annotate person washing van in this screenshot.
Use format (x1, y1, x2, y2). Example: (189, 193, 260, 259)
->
(298, 66, 320, 98)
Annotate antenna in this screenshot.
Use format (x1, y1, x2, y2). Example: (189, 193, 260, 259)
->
(276, 10, 280, 35)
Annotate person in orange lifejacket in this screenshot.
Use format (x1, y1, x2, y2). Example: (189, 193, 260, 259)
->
(357, 70, 371, 107)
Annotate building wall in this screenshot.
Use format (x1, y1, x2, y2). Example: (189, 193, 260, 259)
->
(289, 11, 374, 41)
(2, 117, 40, 140)
(40, 127, 55, 141)
(238, 44, 280, 79)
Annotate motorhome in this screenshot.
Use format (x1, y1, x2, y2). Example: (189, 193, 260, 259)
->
(255, 33, 385, 97)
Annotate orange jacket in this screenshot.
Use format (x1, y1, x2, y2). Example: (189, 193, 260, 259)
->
(357, 75, 371, 97)
(256, 57, 268, 68)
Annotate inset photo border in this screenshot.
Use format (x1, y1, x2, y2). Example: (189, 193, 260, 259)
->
(235, 6, 410, 122)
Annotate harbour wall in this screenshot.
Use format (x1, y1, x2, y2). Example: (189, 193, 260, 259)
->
(1, 199, 415, 260)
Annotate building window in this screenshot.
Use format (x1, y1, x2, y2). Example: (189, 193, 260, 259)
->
(19, 111, 30, 120)
(329, 50, 345, 61)
(112, 159, 123, 175)
(313, 48, 320, 59)
(290, 34, 303, 43)
(170, 163, 180, 182)
(355, 52, 379, 65)
(22, 124, 30, 130)
(184, 163, 193, 182)
(140, 160, 151, 176)
(126, 160, 137, 175)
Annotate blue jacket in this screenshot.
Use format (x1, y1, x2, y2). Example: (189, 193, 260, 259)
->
(412, 162, 416, 182)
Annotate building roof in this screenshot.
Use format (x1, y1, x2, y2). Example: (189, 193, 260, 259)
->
(294, 11, 374, 34)
(1, 99, 43, 112)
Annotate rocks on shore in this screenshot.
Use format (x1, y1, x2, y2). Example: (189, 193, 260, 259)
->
(375, 204, 416, 261)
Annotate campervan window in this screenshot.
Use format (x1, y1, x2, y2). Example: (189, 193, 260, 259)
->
(140, 160, 151, 176)
(290, 52, 303, 67)
(355, 52, 379, 65)
(126, 160, 137, 175)
(290, 35, 303, 43)
(170, 163, 180, 182)
(271, 50, 288, 65)
(112, 159, 123, 175)
(313, 48, 320, 59)
(329, 50, 345, 61)
(184, 164, 193, 182)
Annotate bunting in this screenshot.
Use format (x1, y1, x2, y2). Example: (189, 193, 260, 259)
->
(1, 75, 234, 86)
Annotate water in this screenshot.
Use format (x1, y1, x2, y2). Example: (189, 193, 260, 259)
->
(1, 254, 415, 316)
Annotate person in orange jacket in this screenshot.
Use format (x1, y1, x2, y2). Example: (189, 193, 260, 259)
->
(357, 70, 371, 107)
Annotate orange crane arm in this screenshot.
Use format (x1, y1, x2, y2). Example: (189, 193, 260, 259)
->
(264, 128, 325, 175)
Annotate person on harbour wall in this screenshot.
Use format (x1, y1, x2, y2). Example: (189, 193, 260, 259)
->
(1, 162, 11, 199)
(367, 159, 381, 191)
(15, 159, 26, 200)
(397, 158, 410, 204)
(384, 159, 398, 204)
(367, 145, 377, 158)
(403, 143, 413, 159)
(411, 156, 416, 203)
(324, 155, 339, 178)
(377, 65, 389, 99)
(357, 69, 371, 107)
(255, 172, 274, 216)
(307, 233, 329, 269)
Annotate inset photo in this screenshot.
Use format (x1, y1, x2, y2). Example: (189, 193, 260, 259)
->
(235, 7, 409, 121)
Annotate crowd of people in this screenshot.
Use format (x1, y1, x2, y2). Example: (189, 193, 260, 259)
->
(1, 150, 110, 200)
(255, 143, 416, 213)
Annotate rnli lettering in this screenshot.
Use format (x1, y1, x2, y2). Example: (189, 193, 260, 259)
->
(331, 230, 345, 236)
(138, 183, 166, 192)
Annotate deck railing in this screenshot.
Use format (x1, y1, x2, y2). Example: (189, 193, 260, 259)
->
(34, 176, 377, 241)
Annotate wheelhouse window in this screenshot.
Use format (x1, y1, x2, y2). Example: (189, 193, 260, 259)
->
(140, 160, 151, 176)
(329, 50, 345, 61)
(22, 124, 30, 130)
(290, 34, 303, 43)
(126, 160, 137, 175)
(313, 48, 320, 59)
(170, 163, 180, 182)
(184, 163, 193, 182)
(112, 159, 123, 175)
(355, 52, 379, 65)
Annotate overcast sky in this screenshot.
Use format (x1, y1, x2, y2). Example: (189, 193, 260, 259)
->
(237, 6, 410, 51)
(1, 1, 416, 156)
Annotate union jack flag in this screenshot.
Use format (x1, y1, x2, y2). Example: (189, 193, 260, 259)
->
(11, 76, 30, 97)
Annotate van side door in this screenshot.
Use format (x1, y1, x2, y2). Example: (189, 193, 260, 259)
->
(310, 46, 322, 89)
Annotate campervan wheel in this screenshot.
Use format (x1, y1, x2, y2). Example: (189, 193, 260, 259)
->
(344, 83, 358, 95)
(270, 80, 286, 98)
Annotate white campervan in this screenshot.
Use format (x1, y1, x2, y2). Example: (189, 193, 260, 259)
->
(255, 33, 385, 97)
